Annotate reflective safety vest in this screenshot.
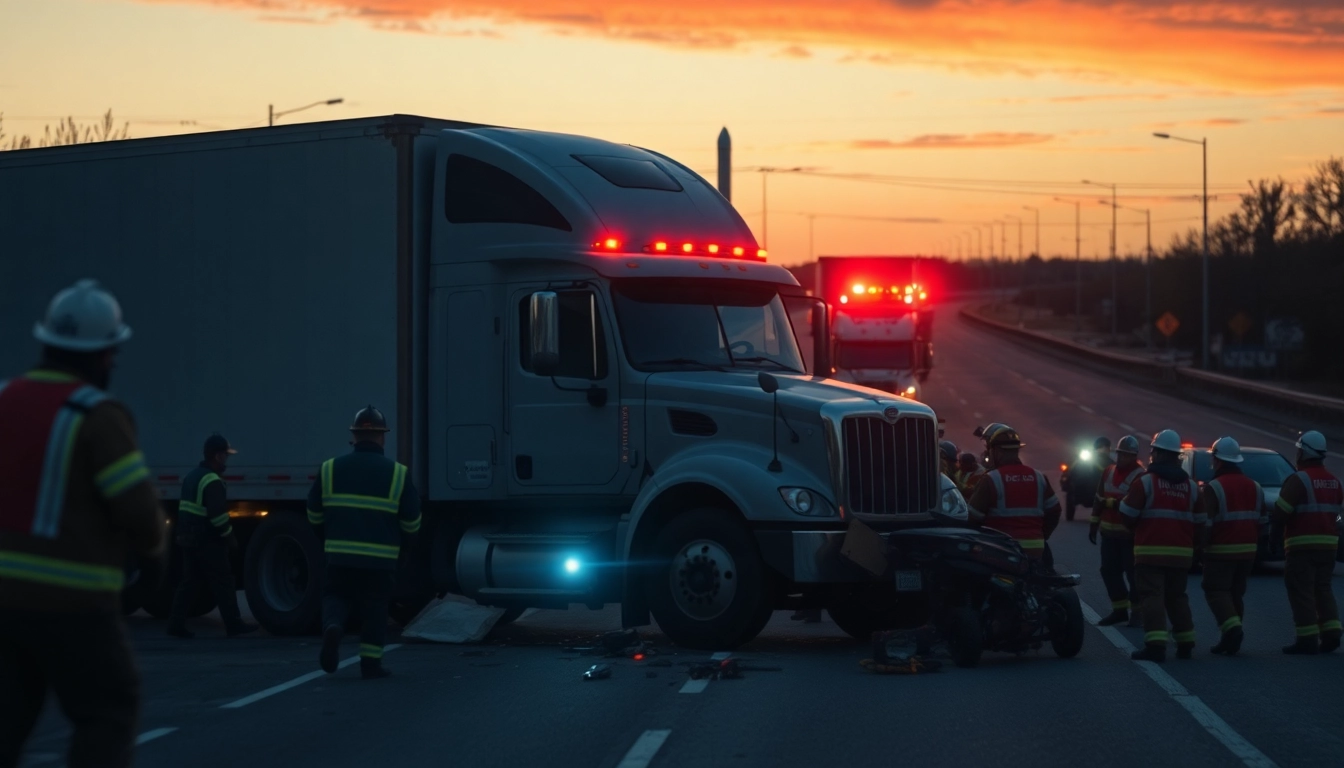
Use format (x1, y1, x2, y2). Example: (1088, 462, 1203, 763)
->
(1205, 473, 1265, 560)
(0, 372, 130, 596)
(177, 464, 233, 541)
(1281, 467, 1342, 554)
(956, 467, 985, 497)
(983, 464, 1050, 556)
(1122, 472, 1201, 567)
(310, 452, 417, 570)
(1094, 463, 1144, 538)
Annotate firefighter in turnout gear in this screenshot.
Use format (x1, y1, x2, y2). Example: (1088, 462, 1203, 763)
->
(0, 280, 165, 768)
(955, 453, 986, 498)
(966, 424, 1062, 565)
(1121, 429, 1204, 662)
(310, 405, 421, 679)
(1199, 437, 1265, 656)
(1090, 435, 1144, 627)
(166, 434, 258, 639)
(1272, 430, 1341, 655)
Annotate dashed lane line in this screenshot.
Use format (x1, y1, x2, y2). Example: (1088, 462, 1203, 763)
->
(616, 730, 672, 768)
(1060, 397, 1074, 404)
(974, 412, 984, 420)
(1078, 405, 1096, 415)
(1078, 600, 1277, 768)
(1117, 423, 1136, 433)
(220, 644, 403, 709)
(135, 728, 177, 745)
(959, 398, 969, 406)
(679, 652, 731, 694)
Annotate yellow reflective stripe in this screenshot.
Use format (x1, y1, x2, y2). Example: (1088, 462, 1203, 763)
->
(1089, 515, 1101, 523)
(1206, 544, 1258, 554)
(1323, 620, 1342, 632)
(179, 501, 207, 516)
(388, 463, 407, 504)
(0, 551, 124, 592)
(219, 524, 234, 537)
(196, 472, 222, 503)
(1276, 497, 1295, 514)
(321, 459, 334, 498)
(1285, 535, 1340, 548)
(400, 516, 421, 534)
(323, 494, 400, 513)
(1133, 545, 1194, 556)
(1173, 630, 1196, 643)
(359, 643, 383, 659)
(95, 450, 149, 498)
(24, 370, 79, 383)
(1297, 625, 1320, 637)
(1144, 631, 1169, 644)
(324, 540, 399, 559)
(307, 508, 324, 525)
(210, 513, 231, 527)
(1220, 616, 1242, 632)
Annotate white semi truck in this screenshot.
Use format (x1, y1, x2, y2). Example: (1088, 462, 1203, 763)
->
(0, 116, 944, 648)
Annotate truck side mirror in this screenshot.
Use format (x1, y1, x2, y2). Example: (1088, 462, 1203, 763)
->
(529, 291, 560, 376)
(757, 372, 779, 394)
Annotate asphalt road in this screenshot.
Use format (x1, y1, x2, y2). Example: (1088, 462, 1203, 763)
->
(17, 309, 1344, 768)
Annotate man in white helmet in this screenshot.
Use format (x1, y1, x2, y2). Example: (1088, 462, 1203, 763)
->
(1272, 430, 1341, 655)
(0, 280, 166, 767)
(1199, 436, 1265, 656)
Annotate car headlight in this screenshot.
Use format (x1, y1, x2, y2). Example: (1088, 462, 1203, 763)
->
(1079, 449, 1093, 462)
(779, 487, 835, 517)
(941, 486, 969, 521)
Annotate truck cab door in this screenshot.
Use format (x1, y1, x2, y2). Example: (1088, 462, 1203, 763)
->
(507, 285, 623, 491)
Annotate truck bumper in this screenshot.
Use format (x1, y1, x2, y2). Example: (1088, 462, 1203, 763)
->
(754, 529, 885, 583)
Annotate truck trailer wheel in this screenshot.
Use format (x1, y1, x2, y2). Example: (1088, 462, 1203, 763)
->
(244, 512, 325, 636)
(648, 508, 773, 651)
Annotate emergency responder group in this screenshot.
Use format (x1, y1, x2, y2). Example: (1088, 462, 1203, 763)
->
(2, 281, 422, 767)
(946, 422, 1341, 663)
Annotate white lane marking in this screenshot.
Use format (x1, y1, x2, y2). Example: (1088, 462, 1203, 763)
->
(135, 728, 177, 745)
(959, 398, 969, 406)
(1037, 386, 1057, 396)
(220, 644, 403, 709)
(679, 679, 709, 694)
(1079, 405, 1096, 415)
(1026, 378, 1037, 385)
(1118, 423, 1136, 433)
(1060, 396, 1074, 404)
(1079, 600, 1277, 768)
(617, 730, 672, 768)
(974, 412, 984, 420)
(1211, 415, 1344, 460)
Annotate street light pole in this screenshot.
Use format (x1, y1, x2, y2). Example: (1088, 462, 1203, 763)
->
(1083, 180, 1119, 336)
(1022, 206, 1039, 258)
(1154, 132, 1210, 368)
(269, 97, 344, 127)
(1055, 197, 1082, 331)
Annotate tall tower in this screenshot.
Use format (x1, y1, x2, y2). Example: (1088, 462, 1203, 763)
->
(717, 127, 731, 202)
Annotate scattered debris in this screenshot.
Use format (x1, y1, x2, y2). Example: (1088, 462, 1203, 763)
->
(687, 658, 741, 680)
(401, 596, 505, 643)
(862, 628, 943, 674)
(562, 646, 602, 656)
(859, 657, 942, 674)
(583, 663, 612, 681)
(601, 629, 641, 653)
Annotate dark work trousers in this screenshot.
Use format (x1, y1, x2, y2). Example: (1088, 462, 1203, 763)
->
(0, 609, 139, 768)
(322, 567, 392, 668)
(1099, 535, 1136, 611)
(1136, 565, 1195, 647)
(1202, 559, 1253, 633)
(1285, 550, 1342, 639)
(169, 541, 242, 629)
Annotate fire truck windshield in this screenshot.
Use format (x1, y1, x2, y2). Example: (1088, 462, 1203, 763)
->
(835, 341, 916, 370)
(612, 279, 805, 373)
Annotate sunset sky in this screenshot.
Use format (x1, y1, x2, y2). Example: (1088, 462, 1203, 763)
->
(3, 0, 1341, 266)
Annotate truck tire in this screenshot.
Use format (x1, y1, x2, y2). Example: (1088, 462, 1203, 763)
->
(947, 606, 983, 668)
(648, 508, 773, 650)
(244, 511, 325, 636)
(1049, 588, 1085, 659)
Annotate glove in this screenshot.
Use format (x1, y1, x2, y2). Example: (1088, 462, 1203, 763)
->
(1088, 523, 1099, 545)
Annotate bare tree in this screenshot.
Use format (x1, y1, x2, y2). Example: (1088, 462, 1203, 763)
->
(0, 109, 129, 151)
(1294, 157, 1344, 240)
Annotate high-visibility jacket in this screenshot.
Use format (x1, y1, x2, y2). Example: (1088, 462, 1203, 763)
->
(981, 463, 1059, 557)
(177, 463, 233, 544)
(306, 442, 421, 570)
(0, 369, 164, 613)
(1277, 466, 1342, 554)
(1092, 462, 1144, 538)
(1119, 467, 1203, 568)
(955, 467, 985, 497)
(1203, 471, 1265, 561)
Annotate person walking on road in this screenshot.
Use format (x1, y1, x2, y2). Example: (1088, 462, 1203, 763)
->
(166, 434, 258, 639)
(966, 424, 1062, 566)
(1199, 437, 1265, 656)
(309, 405, 421, 679)
(1120, 429, 1203, 663)
(1090, 435, 1144, 627)
(1273, 430, 1341, 655)
(0, 280, 165, 768)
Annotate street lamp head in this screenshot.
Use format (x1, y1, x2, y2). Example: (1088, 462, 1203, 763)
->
(326, 98, 344, 105)
(1153, 132, 1171, 139)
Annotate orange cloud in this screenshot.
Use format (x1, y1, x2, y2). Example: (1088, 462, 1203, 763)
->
(146, 0, 1344, 89)
(845, 132, 1055, 149)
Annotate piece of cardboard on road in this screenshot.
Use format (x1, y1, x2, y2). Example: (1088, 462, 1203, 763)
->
(401, 595, 506, 643)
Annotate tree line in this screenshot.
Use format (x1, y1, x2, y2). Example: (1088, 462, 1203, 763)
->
(0, 110, 130, 151)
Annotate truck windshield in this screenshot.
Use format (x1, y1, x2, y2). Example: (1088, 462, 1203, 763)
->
(836, 342, 915, 370)
(612, 279, 805, 373)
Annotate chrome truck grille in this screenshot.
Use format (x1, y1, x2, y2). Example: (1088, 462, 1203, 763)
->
(841, 415, 939, 515)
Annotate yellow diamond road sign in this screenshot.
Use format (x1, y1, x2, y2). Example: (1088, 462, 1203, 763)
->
(1156, 312, 1180, 338)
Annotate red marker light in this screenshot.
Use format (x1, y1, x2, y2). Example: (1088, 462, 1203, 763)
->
(603, 238, 620, 250)
(904, 295, 914, 304)
(707, 244, 720, 254)
(682, 243, 694, 253)
(653, 241, 668, 252)
(732, 246, 745, 257)
(756, 248, 767, 259)
(633, 653, 645, 661)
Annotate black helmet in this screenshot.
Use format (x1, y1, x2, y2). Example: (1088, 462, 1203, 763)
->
(958, 452, 978, 469)
(982, 423, 1023, 449)
(1094, 436, 1112, 449)
(349, 404, 390, 433)
(939, 440, 959, 464)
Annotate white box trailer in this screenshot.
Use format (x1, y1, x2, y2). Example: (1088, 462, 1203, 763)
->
(0, 116, 942, 648)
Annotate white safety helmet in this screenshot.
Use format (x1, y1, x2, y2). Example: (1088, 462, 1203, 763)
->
(1150, 429, 1182, 453)
(1210, 436, 1243, 464)
(1296, 430, 1328, 460)
(32, 279, 132, 352)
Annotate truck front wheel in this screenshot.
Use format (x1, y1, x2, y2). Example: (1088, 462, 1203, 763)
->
(647, 508, 773, 650)
(244, 512, 325, 635)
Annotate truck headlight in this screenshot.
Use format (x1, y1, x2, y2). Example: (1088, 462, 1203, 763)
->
(940, 484, 969, 522)
(779, 487, 835, 517)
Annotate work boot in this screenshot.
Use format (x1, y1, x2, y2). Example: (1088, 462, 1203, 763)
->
(226, 622, 260, 637)
(360, 662, 392, 680)
(1210, 627, 1244, 656)
(166, 624, 195, 639)
(1282, 637, 1320, 655)
(319, 625, 343, 673)
(1097, 609, 1128, 626)
(1131, 644, 1166, 663)
(1321, 634, 1341, 654)
(1176, 643, 1195, 660)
